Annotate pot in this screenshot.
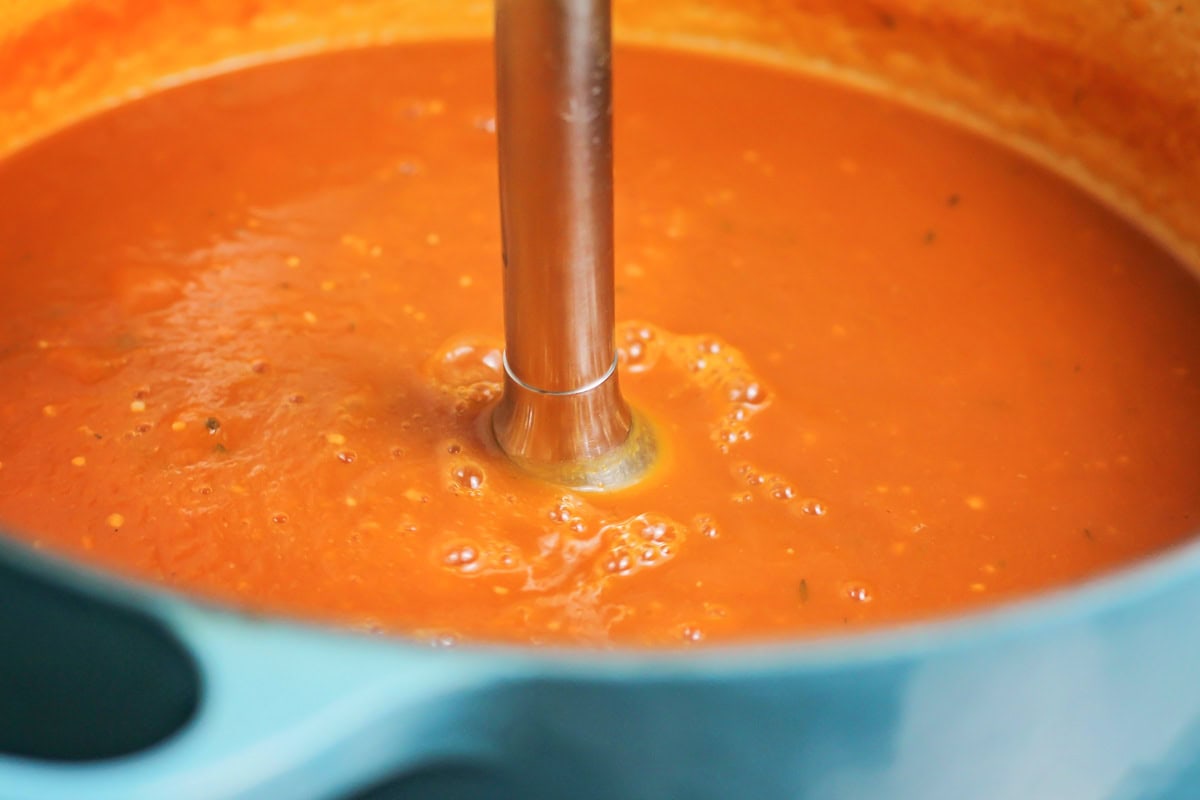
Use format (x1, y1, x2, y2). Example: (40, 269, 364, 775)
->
(0, 2, 1197, 798)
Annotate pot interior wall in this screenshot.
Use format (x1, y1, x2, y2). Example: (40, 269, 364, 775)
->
(2, 0, 1198, 269)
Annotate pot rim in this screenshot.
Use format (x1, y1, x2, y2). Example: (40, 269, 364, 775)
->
(6, 515, 1199, 677)
(496, 523, 1200, 675)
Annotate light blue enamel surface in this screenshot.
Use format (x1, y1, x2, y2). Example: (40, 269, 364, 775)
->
(3, 534, 1200, 799)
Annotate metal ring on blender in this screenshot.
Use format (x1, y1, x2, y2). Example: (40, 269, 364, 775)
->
(501, 351, 619, 397)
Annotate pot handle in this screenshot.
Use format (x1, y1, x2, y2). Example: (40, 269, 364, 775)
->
(0, 541, 512, 800)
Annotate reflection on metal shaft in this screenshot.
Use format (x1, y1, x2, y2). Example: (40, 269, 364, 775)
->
(491, 0, 654, 490)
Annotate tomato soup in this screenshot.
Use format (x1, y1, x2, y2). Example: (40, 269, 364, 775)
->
(0, 42, 1197, 646)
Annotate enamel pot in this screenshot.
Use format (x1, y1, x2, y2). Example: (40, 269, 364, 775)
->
(1, 2, 1197, 798)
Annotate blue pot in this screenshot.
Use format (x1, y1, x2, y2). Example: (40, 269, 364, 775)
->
(2, 531, 1199, 800)
(2, 3, 1198, 797)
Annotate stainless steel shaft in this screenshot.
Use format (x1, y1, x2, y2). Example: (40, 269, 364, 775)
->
(491, 0, 653, 489)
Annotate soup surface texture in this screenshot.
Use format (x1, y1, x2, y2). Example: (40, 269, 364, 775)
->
(0, 43, 1198, 647)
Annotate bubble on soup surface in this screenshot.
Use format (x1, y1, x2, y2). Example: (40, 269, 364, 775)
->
(694, 514, 720, 539)
(616, 322, 663, 373)
(596, 513, 685, 578)
(797, 498, 828, 517)
(770, 482, 796, 501)
(442, 542, 480, 572)
(450, 462, 485, 493)
(843, 582, 873, 603)
(663, 328, 771, 446)
(738, 464, 765, 486)
(728, 380, 767, 406)
(545, 495, 587, 528)
(426, 335, 504, 400)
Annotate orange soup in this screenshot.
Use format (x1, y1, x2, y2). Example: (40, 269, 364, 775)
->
(0, 42, 1197, 646)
